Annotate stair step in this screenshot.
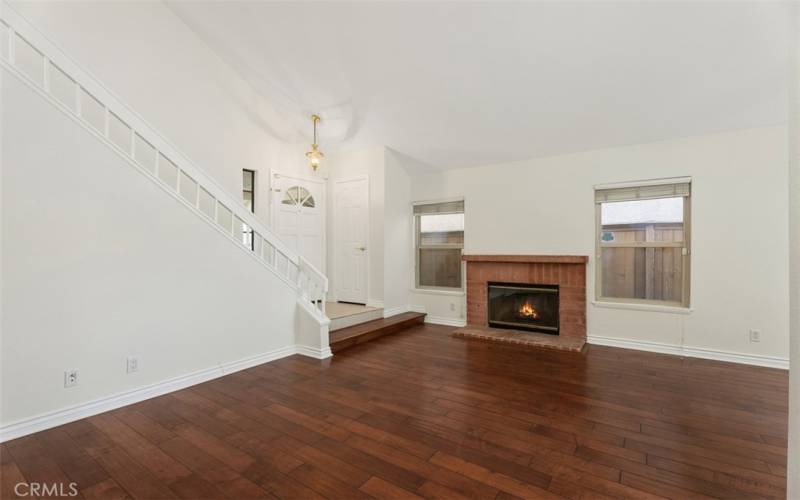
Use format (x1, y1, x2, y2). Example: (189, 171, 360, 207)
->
(329, 312, 426, 353)
(329, 307, 384, 332)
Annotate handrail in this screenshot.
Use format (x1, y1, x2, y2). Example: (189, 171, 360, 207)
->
(0, 1, 328, 319)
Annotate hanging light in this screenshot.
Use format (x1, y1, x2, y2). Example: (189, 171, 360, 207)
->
(305, 114, 324, 171)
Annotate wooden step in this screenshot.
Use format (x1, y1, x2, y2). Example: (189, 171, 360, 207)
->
(329, 312, 426, 353)
(329, 306, 384, 332)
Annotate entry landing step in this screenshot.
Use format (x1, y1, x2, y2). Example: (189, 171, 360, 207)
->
(330, 312, 426, 353)
(327, 302, 384, 331)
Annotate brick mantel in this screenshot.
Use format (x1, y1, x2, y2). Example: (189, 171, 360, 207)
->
(464, 255, 588, 348)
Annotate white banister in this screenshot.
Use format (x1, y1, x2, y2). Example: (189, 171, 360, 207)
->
(0, 1, 328, 319)
(298, 256, 328, 318)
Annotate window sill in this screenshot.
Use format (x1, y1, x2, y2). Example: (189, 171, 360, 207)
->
(411, 288, 465, 297)
(592, 300, 692, 315)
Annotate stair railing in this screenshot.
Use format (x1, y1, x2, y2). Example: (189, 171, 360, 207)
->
(0, 2, 328, 320)
(298, 256, 328, 317)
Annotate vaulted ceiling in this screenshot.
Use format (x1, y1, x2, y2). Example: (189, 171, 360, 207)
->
(167, 1, 790, 170)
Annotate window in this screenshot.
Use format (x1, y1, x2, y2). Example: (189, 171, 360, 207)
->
(242, 169, 255, 249)
(282, 186, 315, 208)
(415, 200, 464, 290)
(595, 180, 691, 307)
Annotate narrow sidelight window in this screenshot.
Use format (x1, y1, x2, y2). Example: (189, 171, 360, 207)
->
(414, 200, 464, 290)
(242, 169, 255, 249)
(595, 179, 691, 307)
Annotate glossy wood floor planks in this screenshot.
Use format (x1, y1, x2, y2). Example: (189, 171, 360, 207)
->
(0, 324, 789, 499)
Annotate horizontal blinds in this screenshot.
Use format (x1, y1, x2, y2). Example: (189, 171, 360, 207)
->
(595, 182, 690, 203)
(413, 200, 464, 215)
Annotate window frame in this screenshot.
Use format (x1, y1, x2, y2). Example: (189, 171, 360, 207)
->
(594, 182, 691, 309)
(414, 200, 465, 292)
(282, 185, 315, 208)
(242, 169, 255, 250)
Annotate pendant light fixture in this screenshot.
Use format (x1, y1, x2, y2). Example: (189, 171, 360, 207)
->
(305, 114, 324, 171)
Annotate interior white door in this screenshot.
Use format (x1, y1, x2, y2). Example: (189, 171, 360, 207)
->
(271, 172, 324, 271)
(335, 177, 369, 304)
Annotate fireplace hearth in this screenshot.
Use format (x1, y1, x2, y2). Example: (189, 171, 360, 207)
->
(487, 282, 559, 334)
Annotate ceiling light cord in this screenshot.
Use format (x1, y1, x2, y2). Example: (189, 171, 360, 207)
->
(305, 115, 324, 171)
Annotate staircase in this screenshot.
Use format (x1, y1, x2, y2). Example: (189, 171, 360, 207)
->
(0, 1, 432, 363)
(0, 2, 446, 444)
(0, 3, 329, 326)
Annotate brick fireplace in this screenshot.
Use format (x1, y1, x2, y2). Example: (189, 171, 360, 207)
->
(458, 255, 588, 351)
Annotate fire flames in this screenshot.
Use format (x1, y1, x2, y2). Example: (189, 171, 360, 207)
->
(518, 301, 539, 319)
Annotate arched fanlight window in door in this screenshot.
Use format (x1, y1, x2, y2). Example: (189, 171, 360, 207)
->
(282, 186, 315, 208)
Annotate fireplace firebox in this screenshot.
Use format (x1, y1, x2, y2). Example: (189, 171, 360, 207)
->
(487, 282, 559, 334)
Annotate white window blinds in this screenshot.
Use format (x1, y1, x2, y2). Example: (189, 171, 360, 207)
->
(595, 181, 690, 204)
(413, 200, 464, 215)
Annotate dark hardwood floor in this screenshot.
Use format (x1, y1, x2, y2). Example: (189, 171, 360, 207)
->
(1, 324, 789, 499)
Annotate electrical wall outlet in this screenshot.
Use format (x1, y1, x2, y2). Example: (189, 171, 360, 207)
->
(749, 329, 761, 343)
(64, 370, 78, 388)
(449, 302, 456, 312)
(126, 356, 139, 373)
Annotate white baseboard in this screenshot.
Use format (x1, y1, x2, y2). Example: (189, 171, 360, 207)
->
(382, 305, 460, 326)
(404, 303, 463, 326)
(383, 305, 409, 318)
(0, 344, 327, 443)
(367, 299, 384, 309)
(295, 345, 333, 359)
(588, 335, 789, 370)
(383, 304, 429, 318)
(425, 315, 466, 327)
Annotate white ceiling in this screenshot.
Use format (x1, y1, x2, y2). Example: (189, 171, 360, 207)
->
(167, 1, 790, 170)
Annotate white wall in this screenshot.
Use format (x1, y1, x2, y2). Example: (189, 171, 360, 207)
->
(1, 73, 298, 429)
(384, 150, 468, 324)
(383, 149, 413, 313)
(8, 1, 314, 228)
(409, 126, 790, 363)
(786, 2, 799, 495)
(325, 147, 385, 306)
(410, 288, 466, 326)
(325, 147, 417, 315)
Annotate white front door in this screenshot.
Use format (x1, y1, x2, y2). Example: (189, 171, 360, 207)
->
(335, 177, 369, 304)
(271, 172, 324, 271)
